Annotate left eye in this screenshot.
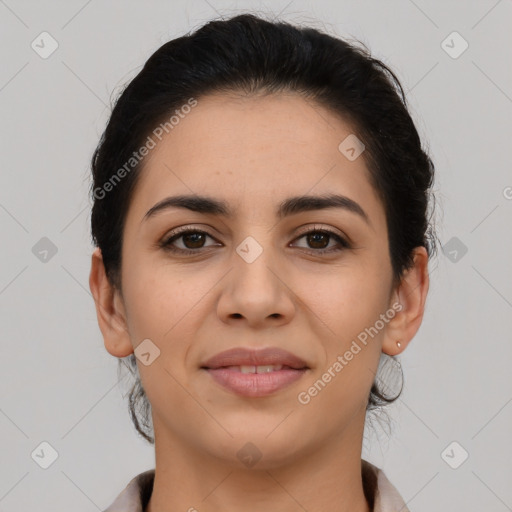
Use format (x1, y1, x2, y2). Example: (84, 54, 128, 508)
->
(160, 228, 349, 255)
(292, 229, 349, 253)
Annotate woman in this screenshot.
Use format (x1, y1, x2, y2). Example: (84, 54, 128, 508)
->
(89, 12, 436, 512)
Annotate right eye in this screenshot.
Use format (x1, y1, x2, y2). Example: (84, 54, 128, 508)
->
(159, 228, 220, 254)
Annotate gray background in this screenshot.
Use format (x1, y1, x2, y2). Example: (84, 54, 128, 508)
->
(1, 1, 511, 510)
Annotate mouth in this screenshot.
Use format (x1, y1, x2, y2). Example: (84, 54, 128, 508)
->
(208, 364, 300, 373)
(200, 347, 309, 397)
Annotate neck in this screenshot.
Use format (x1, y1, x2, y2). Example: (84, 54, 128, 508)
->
(146, 414, 371, 512)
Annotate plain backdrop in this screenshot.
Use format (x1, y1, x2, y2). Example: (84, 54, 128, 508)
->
(1, 1, 511, 511)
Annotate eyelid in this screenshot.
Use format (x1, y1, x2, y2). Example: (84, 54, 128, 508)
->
(293, 223, 347, 240)
(166, 224, 221, 236)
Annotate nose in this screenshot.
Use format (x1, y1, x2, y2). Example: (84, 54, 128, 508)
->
(216, 236, 296, 329)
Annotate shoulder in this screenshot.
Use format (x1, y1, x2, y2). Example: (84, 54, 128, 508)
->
(362, 459, 410, 512)
(102, 469, 155, 512)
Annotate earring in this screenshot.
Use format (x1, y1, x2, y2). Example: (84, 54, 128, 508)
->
(396, 341, 402, 348)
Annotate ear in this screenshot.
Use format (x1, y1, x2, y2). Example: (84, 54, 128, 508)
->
(89, 247, 134, 358)
(382, 246, 430, 356)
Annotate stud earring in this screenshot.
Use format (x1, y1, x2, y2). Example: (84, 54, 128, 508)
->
(396, 341, 402, 348)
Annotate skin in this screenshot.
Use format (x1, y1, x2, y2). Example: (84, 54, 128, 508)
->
(89, 91, 429, 512)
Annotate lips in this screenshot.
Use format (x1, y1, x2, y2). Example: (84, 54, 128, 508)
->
(201, 347, 309, 397)
(200, 346, 309, 370)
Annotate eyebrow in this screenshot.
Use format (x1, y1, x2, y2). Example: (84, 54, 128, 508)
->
(142, 193, 371, 227)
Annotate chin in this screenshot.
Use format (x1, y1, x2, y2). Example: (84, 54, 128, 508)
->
(204, 426, 307, 469)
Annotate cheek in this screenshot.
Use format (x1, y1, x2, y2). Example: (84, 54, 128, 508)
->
(121, 260, 221, 362)
(301, 264, 389, 385)
(121, 267, 205, 402)
(300, 263, 387, 329)
(299, 279, 385, 416)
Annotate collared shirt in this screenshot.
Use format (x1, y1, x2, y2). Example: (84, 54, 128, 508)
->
(103, 459, 410, 512)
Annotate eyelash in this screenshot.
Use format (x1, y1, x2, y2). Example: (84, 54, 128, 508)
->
(158, 225, 351, 256)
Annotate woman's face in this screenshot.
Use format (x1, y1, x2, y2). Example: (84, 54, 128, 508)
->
(98, 91, 424, 467)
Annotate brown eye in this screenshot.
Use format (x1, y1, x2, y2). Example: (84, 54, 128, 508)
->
(160, 229, 219, 254)
(291, 228, 350, 255)
(306, 232, 330, 249)
(160, 226, 350, 256)
(181, 232, 207, 249)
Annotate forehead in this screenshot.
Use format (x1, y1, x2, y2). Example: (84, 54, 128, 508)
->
(125, 91, 385, 228)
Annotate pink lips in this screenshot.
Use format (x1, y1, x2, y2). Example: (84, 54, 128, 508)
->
(201, 347, 309, 398)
